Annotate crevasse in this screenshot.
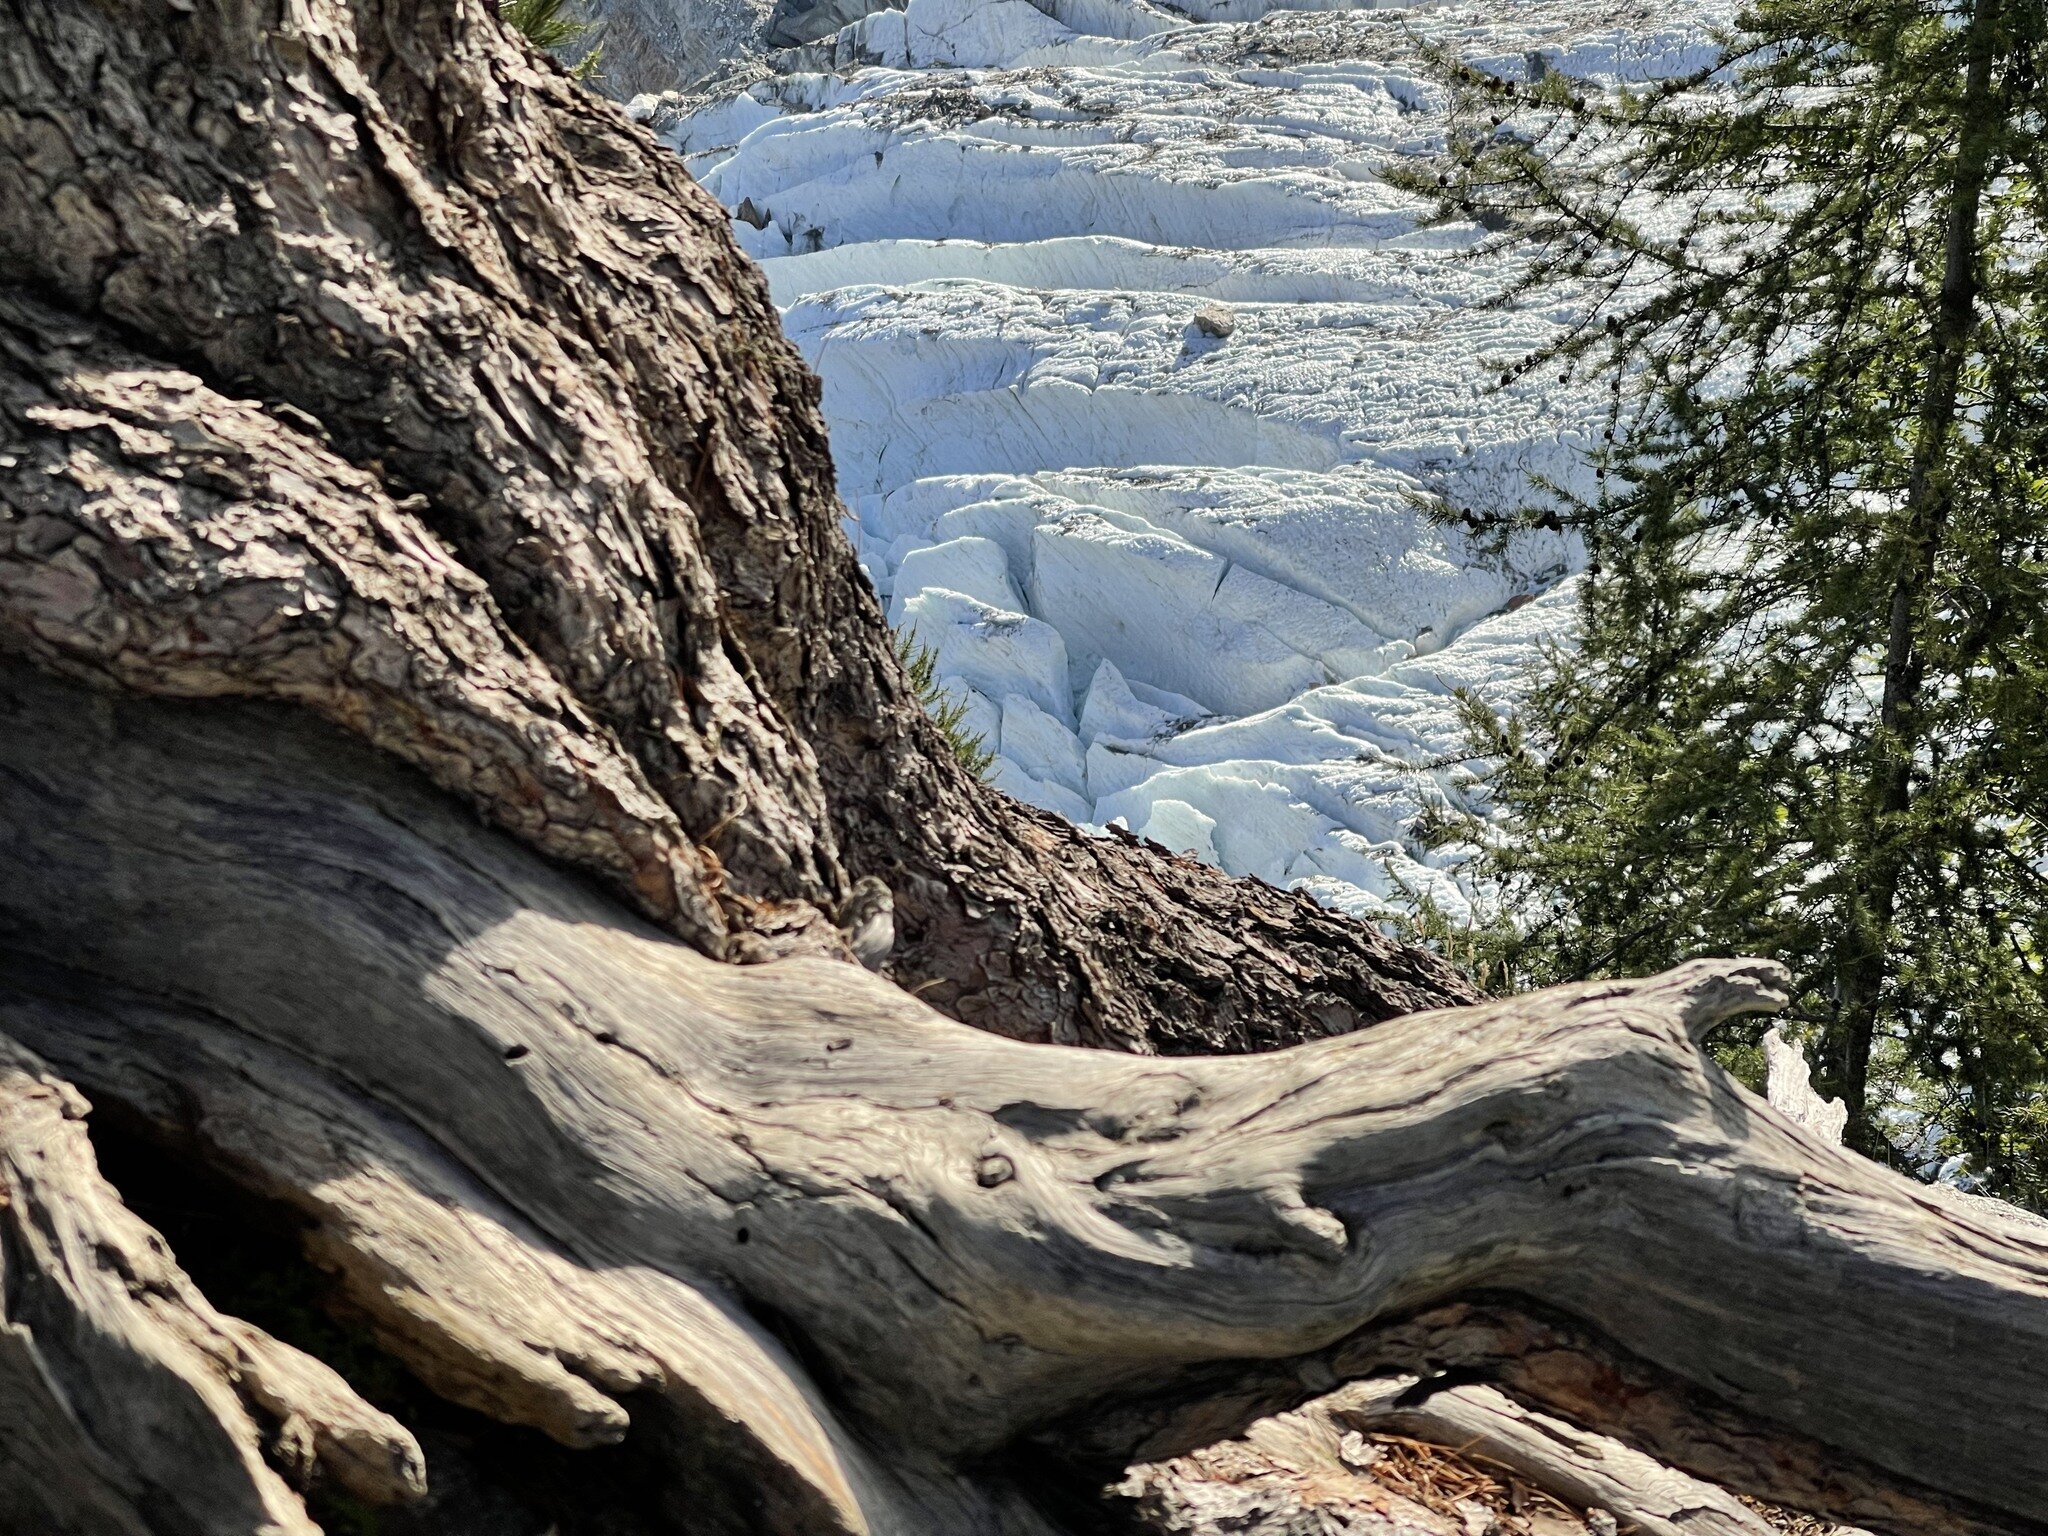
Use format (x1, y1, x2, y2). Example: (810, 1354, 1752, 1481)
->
(651, 0, 1728, 920)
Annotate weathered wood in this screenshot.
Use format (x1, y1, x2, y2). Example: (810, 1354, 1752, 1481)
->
(0, 1029, 423, 1534)
(0, 1, 2040, 1530)
(1764, 1030, 1849, 1146)
(1112, 1373, 1790, 1536)
(0, 0, 1478, 1053)
(1325, 1303, 2023, 1536)
(0, 969, 1037, 1536)
(1078, 1294, 2032, 1536)
(1113, 1430, 1460, 1536)
(1320, 1376, 1777, 1536)
(0, 664, 2042, 1532)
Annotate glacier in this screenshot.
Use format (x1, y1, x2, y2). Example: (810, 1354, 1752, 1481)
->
(640, 0, 1729, 920)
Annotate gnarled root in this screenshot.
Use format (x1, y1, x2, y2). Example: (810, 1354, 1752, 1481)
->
(0, 666, 2042, 1532)
(0, 1032, 422, 1534)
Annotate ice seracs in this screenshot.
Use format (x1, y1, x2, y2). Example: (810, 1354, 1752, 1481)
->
(885, 535, 1023, 624)
(896, 587, 1074, 725)
(653, 0, 1729, 919)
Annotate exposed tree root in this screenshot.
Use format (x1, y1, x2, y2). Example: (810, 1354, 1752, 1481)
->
(0, 2, 2040, 1531)
(0, 668, 2043, 1532)
(0, 1033, 422, 1534)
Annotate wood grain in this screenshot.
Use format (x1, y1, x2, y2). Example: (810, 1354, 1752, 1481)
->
(0, 666, 2041, 1530)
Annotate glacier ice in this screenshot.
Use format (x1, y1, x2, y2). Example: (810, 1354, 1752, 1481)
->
(1130, 799, 1220, 863)
(886, 534, 1024, 625)
(654, 0, 1729, 919)
(898, 587, 1075, 725)
(999, 693, 1090, 797)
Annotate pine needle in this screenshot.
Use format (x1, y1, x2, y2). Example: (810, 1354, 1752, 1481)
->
(894, 630, 995, 779)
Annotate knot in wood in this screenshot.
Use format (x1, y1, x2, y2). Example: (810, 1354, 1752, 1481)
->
(975, 1152, 1016, 1189)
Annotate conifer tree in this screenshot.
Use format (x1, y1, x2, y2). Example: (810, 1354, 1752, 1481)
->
(1415, 0, 2048, 1193)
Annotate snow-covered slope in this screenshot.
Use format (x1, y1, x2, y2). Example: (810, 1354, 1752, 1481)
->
(645, 0, 1725, 919)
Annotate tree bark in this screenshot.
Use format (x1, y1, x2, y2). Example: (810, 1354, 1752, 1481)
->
(0, 2, 2044, 1533)
(0, 0, 1473, 1054)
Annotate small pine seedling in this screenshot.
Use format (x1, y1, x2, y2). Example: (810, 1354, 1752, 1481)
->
(894, 631, 995, 779)
(499, 0, 604, 80)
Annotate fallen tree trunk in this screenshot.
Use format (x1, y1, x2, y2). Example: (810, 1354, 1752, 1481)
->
(1, 663, 2044, 1532)
(1282, 1376, 1776, 1536)
(0, 1, 2044, 1532)
(1113, 1372, 1783, 1536)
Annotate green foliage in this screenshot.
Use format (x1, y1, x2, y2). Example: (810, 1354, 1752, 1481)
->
(896, 630, 997, 779)
(1418, 0, 2048, 1196)
(499, 0, 604, 80)
(1383, 858, 1527, 999)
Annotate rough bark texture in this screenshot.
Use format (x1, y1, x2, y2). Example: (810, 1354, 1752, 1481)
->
(0, 3, 2043, 1534)
(0, 0, 1476, 1053)
(1, 666, 2045, 1534)
(0, 288, 745, 954)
